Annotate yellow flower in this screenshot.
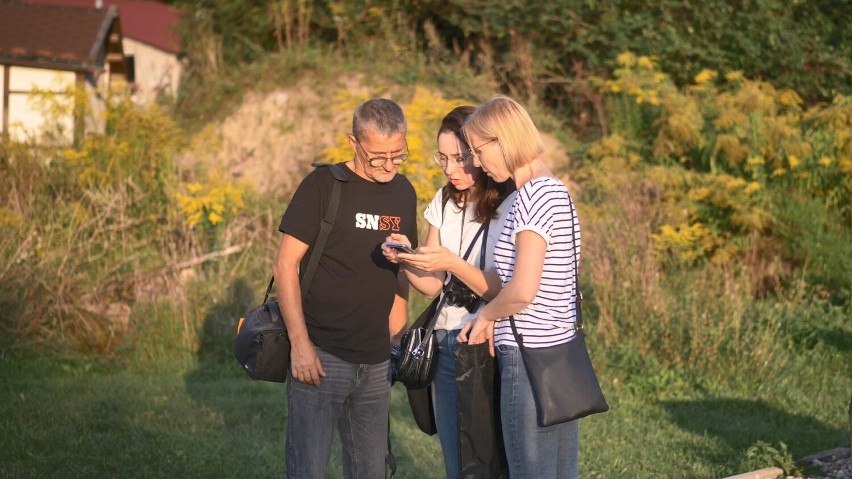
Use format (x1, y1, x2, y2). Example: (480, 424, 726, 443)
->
(747, 155, 765, 166)
(725, 71, 744, 82)
(818, 156, 832, 167)
(744, 182, 760, 194)
(637, 56, 654, 69)
(600, 134, 625, 156)
(616, 52, 636, 68)
(778, 89, 803, 108)
(208, 212, 224, 225)
(628, 153, 642, 166)
(724, 177, 747, 190)
(771, 168, 786, 177)
(688, 187, 711, 201)
(787, 155, 801, 169)
(694, 69, 718, 84)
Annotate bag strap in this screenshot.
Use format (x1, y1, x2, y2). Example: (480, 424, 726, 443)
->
(477, 220, 490, 271)
(461, 220, 489, 263)
(568, 199, 583, 331)
(261, 163, 347, 304)
(300, 163, 346, 293)
(509, 195, 582, 346)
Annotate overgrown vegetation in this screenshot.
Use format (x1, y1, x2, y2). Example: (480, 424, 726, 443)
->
(1, 2, 850, 477)
(174, 0, 850, 132)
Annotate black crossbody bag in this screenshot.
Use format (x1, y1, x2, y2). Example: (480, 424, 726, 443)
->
(509, 201, 609, 426)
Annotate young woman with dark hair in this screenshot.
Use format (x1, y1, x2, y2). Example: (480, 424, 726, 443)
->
(383, 105, 514, 479)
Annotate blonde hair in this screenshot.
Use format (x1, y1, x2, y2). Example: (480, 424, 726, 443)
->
(463, 95, 544, 173)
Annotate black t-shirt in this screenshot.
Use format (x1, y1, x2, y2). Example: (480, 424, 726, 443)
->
(278, 164, 418, 364)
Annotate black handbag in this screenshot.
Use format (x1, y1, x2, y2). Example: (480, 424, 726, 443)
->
(508, 203, 609, 426)
(235, 280, 290, 381)
(393, 291, 445, 389)
(394, 221, 489, 390)
(234, 163, 345, 382)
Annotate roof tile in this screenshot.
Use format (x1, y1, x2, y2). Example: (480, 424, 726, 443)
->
(0, 3, 117, 69)
(21, 0, 183, 54)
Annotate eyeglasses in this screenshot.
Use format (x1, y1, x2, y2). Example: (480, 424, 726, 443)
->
(469, 138, 498, 163)
(433, 152, 473, 169)
(354, 138, 409, 168)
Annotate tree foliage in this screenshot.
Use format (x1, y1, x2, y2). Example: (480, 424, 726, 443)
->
(175, 0, 850, 113)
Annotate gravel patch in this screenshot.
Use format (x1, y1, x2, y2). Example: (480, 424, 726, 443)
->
(796, 448, 852, 479)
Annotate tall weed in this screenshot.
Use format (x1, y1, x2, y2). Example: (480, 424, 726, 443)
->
(0, 86, 250, 354)
(588, 53, 852, 295)
(577, 149, 825, 385)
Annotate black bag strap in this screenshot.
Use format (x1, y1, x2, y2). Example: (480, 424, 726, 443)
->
(568, 199, 583, 331)
(261, 163, 347, 304)
(299, 163, 346, 293)
(510, 196, 582, 345)
(477, 220, 490, 271)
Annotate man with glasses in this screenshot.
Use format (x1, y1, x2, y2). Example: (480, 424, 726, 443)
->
(273, 98, 418, 478)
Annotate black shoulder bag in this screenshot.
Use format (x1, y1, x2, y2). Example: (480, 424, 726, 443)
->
(509, 201, 609, 426)
(234, 163, 347, 383)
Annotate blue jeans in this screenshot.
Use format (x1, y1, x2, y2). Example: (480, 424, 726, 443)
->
(285, 347, 391, 479)
(434, 329, 461, 479)
(497, 344, 579, 479)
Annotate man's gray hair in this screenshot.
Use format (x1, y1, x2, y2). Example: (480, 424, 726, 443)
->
(352, 98, 407, 140)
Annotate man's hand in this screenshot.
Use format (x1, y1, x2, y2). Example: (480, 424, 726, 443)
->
(290, 337, 326, 387)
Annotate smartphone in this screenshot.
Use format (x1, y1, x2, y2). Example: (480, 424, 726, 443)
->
(385, 241, 417, 254)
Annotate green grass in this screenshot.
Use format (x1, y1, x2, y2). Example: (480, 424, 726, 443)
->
(1, 288, 849, 478)
(1, 326, 847, 479)
(0, 353, 439, 479)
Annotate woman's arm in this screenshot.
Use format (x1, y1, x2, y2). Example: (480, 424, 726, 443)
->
(401, 246, 503, 300)
(459, 230, 546, 343)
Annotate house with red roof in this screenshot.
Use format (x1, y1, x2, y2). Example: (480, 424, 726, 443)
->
(20, 0, 184, 102)
(0, 0, 183, 141)
(0, 2, 127, 142)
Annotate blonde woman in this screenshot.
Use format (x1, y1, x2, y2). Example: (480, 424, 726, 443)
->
(459, 95, 582, 478)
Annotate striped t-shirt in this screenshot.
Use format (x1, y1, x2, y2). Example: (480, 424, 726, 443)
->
(493, 176, 581, 348)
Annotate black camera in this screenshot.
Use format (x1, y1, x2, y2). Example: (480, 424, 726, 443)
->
(444, 281, 482, 313)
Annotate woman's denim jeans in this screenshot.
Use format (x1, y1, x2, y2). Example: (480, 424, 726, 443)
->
(497, 343, 579, 479)
(285, 347, 391, 479)
(434, 329, 461, 479)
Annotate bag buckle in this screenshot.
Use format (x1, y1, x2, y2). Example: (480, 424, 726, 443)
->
(412, 345, 424, 358)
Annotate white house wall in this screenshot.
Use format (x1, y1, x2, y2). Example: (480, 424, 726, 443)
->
(5, 66, 76, 143)
(123, 38, 182, 103)
(0, 65, 5, 130)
